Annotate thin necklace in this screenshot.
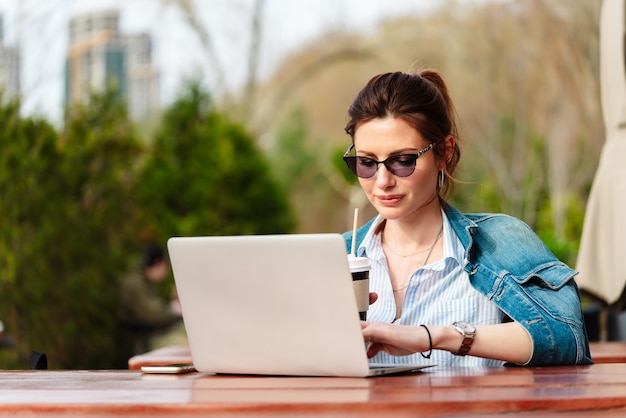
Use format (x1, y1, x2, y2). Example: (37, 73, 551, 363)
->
(390, 225, 443, 293)
(382, 230, 432, 257)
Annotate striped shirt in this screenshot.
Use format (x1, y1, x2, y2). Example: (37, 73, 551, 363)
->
(360, 209, 505, 367)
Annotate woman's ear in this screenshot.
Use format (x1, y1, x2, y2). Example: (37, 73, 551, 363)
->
(444, 135, 455, 164)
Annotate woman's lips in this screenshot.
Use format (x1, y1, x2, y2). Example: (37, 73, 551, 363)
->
(376, 194, 403, 206)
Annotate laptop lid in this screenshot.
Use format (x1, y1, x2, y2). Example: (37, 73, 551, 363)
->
(168, 233, 430, 377)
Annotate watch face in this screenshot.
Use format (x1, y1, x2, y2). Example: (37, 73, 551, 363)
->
(455, 321, 476, 334)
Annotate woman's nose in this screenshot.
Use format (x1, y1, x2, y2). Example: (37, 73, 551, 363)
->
(374, 164, 395, 188)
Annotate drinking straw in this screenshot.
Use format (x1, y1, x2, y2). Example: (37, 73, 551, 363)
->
(351, 208, 359, 256)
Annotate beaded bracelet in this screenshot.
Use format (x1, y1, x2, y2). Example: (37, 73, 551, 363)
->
(419, 324, 432, 359)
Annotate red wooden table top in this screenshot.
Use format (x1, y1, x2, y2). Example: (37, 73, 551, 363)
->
(2, 363, 626, 417)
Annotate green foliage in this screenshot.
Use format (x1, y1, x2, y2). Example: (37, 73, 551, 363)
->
(267, 107, 358, 232)
(0, 90, 143, 369)
(54, 91, 144, 368)
(0, 82, 296, 369)
(0, 98, 61, 368)
(448, 175, 502, 214)
(137, 80, 295, 239)
(331, 145, 359, 187)
(452, 113, 586, 266)
(536, 193, 587, 267)
(268, 108, 317, 190)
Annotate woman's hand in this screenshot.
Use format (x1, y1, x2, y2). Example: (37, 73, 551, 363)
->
(369, 292, 378, 305)
(362, 292, 429, 357)
(361, 321, 431, 358)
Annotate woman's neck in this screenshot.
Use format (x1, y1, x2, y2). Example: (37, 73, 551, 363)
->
(383, 200, 443, 249)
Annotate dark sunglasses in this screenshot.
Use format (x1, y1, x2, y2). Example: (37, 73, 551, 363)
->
(342, 142, 436, 178)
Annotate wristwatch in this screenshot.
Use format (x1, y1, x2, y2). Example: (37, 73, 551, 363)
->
(452, 321, 476, 356)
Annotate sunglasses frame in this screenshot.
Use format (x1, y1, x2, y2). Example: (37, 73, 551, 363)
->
(342, 142, 436, 178)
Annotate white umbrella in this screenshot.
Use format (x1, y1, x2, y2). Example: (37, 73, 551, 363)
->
(576, 0, 626, 307)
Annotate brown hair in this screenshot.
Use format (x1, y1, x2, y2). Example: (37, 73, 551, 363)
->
(345, 70, 461, 198)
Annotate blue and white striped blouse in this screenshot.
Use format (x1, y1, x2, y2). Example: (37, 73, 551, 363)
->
(360, 210, 505, 368)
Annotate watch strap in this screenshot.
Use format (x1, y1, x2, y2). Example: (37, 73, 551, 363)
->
(455, 335, 473, 356)
(452, 321, 475, 356)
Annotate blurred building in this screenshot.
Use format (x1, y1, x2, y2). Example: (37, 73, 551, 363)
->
(65, 9, 158, 121)
(0, 15, 20, 101)
(125, 33, 159, 121)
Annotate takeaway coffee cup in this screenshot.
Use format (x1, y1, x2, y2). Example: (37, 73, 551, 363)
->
(347, 255, 370, 320)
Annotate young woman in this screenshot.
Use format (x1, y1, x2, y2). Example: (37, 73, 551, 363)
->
(342, 70, 592, 367)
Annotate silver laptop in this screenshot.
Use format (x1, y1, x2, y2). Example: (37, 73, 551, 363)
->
(167, 233, 432, 377)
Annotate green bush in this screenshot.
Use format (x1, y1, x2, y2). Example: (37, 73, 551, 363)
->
(0, 91, 143, 369)
(0, 83, 295, 369)
(137, 80, 295, 239)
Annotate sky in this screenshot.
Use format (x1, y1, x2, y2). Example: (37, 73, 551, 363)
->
(0, 0, 440, 123)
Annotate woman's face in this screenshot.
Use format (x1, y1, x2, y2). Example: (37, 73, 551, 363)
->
(353, 117, 440, 221)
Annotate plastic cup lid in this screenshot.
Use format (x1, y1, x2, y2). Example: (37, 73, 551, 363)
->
(347, 254, 370, 271)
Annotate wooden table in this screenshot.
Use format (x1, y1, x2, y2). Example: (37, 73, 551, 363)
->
(3, 363, 626, 416)
(128, 342, 626, 370)
(589, 341, 626, 363)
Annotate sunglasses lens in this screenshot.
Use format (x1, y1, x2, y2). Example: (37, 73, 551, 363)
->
(343, 156, 375, 178)
(343, 156, 358, 176)
(343, 155, 418, 178)
(355, 157, 378, 178)
(386, 155, 417, 177)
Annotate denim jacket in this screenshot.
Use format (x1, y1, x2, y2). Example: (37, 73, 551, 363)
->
(343, 203, 593, 366)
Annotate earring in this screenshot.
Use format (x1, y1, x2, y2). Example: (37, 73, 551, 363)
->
(438, 170, 445, 189)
